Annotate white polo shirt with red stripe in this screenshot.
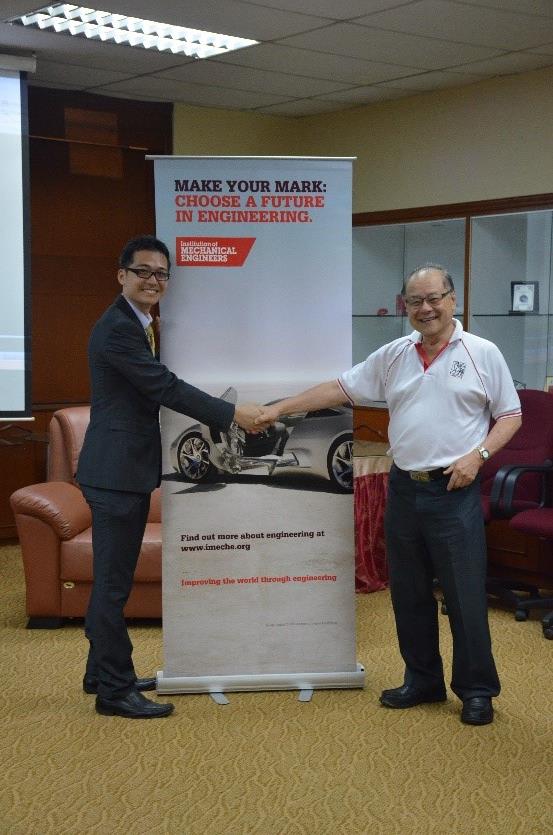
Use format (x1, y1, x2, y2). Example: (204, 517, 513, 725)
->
(339, 319, 521, 472)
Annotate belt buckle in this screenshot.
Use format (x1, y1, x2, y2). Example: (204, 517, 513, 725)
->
(410, 470, 430, 482)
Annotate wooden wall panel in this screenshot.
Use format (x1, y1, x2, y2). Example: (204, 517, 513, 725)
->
(1, 88, 172, 540)
(27, 88, 172, 408)
(32, 294, 109, 404)
(29, 88, 172, 156)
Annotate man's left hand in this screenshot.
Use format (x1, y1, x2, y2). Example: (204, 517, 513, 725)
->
(443, 450, 481, 491)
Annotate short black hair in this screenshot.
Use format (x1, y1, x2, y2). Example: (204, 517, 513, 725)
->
(401, 263, 454, 296)
(119, 235, 171, 270)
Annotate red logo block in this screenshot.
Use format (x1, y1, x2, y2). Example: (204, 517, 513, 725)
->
(176, 237, 256, 267)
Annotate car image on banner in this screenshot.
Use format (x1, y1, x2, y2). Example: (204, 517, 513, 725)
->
(169, 387, 353, 493)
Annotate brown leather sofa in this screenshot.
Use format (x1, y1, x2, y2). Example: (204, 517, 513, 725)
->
(10, 406, 162, 627)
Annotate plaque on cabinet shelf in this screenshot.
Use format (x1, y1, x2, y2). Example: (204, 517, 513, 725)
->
(510, 281, 539, 314)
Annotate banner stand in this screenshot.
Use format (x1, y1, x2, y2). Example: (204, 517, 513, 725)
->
(156, 663, 365, 697)
(152, 155, 364, 698)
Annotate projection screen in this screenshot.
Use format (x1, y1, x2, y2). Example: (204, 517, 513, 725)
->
(0, 65, 31, 419)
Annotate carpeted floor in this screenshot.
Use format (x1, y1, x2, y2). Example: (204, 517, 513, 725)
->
(0, 543, 551, 835)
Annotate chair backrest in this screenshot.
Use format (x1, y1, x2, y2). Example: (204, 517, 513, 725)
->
(47, 405, 162, 522)
(480, 389, 553, 503)
(48, 406, 91, 483)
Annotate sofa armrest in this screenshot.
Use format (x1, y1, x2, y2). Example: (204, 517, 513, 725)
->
(10, 482, 91, 540)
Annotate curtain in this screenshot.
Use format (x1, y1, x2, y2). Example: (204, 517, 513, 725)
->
(354, 472, 389, 593)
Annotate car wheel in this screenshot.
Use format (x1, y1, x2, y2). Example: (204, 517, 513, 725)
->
(327, 434, 353, 492)
(176, 432, 216, 482)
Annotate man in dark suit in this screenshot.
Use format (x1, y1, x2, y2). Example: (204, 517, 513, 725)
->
(77, 235, 265, 718)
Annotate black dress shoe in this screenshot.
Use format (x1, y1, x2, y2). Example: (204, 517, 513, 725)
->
(380, 683, 447, 709)
(83, 676, 156, 694)
(95, 689, 174, 718)
(461, 697, 493, 725)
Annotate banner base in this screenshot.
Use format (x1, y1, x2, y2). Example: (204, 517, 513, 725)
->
(156, 662, 365, 695)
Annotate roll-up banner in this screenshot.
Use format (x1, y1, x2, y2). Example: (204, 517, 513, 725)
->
(151, 156, 364, 694)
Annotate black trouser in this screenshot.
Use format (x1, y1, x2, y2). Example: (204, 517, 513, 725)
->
(384, 465, 500, 701)
(81, 485, 151, 699)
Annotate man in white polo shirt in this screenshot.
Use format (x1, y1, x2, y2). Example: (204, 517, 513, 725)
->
(256, 264, 521, 725)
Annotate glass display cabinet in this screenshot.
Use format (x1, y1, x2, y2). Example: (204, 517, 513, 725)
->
(469, 210, 553, 392)
(353, 218, 465, 367)
(352, 195, 553, 592)
(353, 198, 553, 392)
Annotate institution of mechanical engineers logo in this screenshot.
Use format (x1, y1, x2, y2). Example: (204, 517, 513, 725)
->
(176, 237, 256, 267)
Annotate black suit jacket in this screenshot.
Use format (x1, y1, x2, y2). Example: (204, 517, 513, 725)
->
(77, 294, 234, 493)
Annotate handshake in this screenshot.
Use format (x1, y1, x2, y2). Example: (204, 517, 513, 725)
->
(233, 402, 281, 433)
(232, 382, 344, 433)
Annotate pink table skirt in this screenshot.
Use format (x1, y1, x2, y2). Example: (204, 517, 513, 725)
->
(354, 445, 391, 593)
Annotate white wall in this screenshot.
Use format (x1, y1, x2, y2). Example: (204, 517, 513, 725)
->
(293, 66, 553, 213)
(173, 104, 300, 157)
(174, 66, 553, 214)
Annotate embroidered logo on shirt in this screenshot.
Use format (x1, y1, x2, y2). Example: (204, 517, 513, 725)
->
(450, 360, 466, 378)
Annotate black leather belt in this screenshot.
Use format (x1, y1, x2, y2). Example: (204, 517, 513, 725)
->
(394, 465, 448, 482)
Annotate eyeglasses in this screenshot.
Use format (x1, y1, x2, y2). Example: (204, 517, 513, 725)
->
(404, 289, 452, 309)
(126, 266, 170, 282)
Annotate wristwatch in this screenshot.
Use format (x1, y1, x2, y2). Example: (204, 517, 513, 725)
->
(476, 446, 490, 462)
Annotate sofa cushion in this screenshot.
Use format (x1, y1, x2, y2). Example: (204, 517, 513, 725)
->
(60, 522, 162, 582)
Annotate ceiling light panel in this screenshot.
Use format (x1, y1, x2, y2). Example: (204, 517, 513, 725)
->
(8, 4, 258, 58)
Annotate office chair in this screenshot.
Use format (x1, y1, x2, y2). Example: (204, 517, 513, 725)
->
(479, 389, 553, 623)
(508, 507, 553, 639)
(480, 389, 553, 522)
(440, 390, 553, 618)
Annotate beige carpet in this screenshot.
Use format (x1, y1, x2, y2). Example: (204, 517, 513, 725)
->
(0, 544, 551, 835)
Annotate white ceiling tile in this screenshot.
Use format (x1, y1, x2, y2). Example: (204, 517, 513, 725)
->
(155, 60, 350, 97)
(215, 43, 422, 82)
(240, 0, 409, 18)
(256, 98, 353, 116)
(97, 74, 293, 108)
(526, 43, 553, 55)
(455, 0, 553, 17)
(33, 59, 135, 88)
(30, 78, 84, 91)
(357, 0, 553, 50)
(0, 20, 48, 50)
(0, 1, 43, 17)
(449, 51, 553, 74)
(88, 88, 173, 103)
(278, 22, 503, 69)
(315, 85, 414, 103)
(376, 68, 486, 90)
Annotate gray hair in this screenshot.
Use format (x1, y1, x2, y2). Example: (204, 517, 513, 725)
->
(402, 263, 454, 296)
